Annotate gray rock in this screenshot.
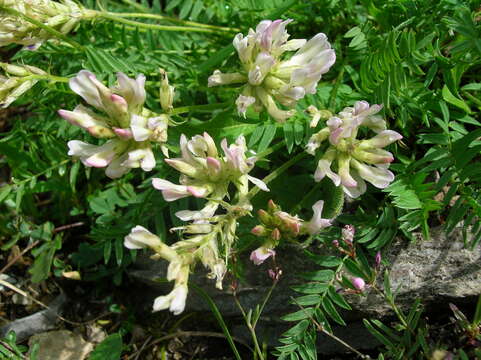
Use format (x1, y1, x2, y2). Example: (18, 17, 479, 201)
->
(0, 294, 66, 342)
(128, 226, 481, 354)
(28, 330, 94, 360)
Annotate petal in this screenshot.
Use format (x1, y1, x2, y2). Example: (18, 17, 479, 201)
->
(124, 225, 161, 249)
(351, 159, 395, 189)
(247, 174, 269, 192)
(152, 178, 190, 201)
(169, 285, 188, 315)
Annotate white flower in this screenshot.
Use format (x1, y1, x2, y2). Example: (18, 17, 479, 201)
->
(61, 70, 172, 178)
(153, 284, 188, 315)
(153, 132, 268, 203)
(209, 19, 335, 122)
(307, 101, 402, 197)
(302, 200, 332, 235)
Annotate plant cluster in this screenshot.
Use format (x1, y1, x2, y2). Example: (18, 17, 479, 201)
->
(0, 0, 480, 359)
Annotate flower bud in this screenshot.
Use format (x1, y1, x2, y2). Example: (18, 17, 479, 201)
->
(375, 251, 382, 268)
(352, 277, 365, 291)
(251, 225, 267, 237)
(271, 228, 281, 241)
(258, 209, 271, 224)
(159, 68, 175, 111)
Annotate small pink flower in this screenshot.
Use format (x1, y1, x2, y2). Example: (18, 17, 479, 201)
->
(375, 251, 382, 268)
(352, 277, 365, 291)
(250, 246, 275, 265)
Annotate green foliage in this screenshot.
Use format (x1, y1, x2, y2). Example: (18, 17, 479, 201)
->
(0, 331, 38, 360)
(0, 0, 480, 359)
(89, 333, 123, 360)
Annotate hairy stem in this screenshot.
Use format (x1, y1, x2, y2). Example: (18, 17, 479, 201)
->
(98, 12, 228, 34)
(110, 12, 239, 32)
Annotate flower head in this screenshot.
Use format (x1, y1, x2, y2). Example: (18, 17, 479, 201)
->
(208, 19, 335, 122)
(60, 70, 172, 178)
(307, 101, 402, 197)
(153, 132, 268, 203)
(0, 62, 46, 108)
(0, 0, 96, 49)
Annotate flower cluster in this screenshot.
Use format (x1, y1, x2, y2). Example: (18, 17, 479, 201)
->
(0, 0, 96, 49)
(0, 62, 46, 108)
(124, 226, 191, 315)
(250, 199, 332, 265)
(306, 101, 403, 198)
(208, 19, 336, 122)
(59, 70, 174, 178)
(153, 132, 268, 219)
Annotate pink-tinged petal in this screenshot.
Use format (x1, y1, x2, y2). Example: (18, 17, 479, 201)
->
(114, 127, 133, 139)
(110, 93, 128, 113)
(250, 247, 275, 265)
(152, 178, 190, 201)
(186, 186, 209, 198)
(314, 159, 341, 186)
(342, 171, 367, 198)
(329, 127, 343, 145)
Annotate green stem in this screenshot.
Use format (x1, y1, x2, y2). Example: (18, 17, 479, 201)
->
(252, 280, 278, 329)
(98, 12, 227, 34)
(0, 6, 84, 50)
(328, 59, 346, 111)
(110, 12, 239, 32)
(246, 151, 308, 200)
(323, 184, 344, 219)
(170, 102, 231, 115)
(233, 294, 265, 360)
(27, 74, 70, 83)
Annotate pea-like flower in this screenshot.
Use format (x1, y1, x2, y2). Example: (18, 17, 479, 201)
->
(152, 132, 268, 207)
(0, 62, 47, 108)
(208, 19, 335, 122)
(60, 70, 173, 178)
(0, 0, 97, 49)
(306, 101, 402, 198)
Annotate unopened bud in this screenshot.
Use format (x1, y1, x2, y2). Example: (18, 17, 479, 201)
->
(271, 228, 281, 241)
(375, 251, 381, 268)
(159, 68, 175, 111)
(258, 209, 271, 224)
(267, 199, 279, 213)
(251, 225, 267, 237)
(332, 240, 339, 247)
(352, 277, 365, 291)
